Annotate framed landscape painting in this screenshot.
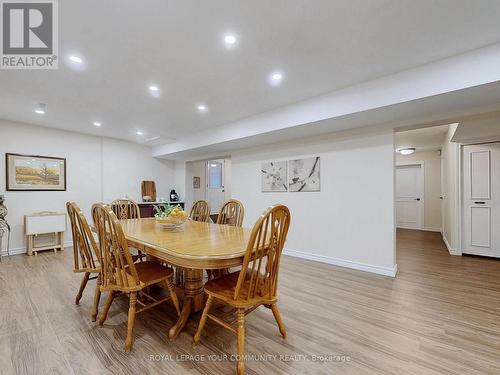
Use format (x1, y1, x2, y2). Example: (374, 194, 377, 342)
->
(6, 153, 66, 191)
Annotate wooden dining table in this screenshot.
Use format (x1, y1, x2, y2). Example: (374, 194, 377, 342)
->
(119, 218, 253, 340)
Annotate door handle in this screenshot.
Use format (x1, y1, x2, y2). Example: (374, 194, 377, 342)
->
(474, 201, 486, 204)
(415, 198, 420, 201)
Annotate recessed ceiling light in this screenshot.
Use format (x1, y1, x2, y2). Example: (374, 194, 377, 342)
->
(148, 85, 161, 98)
(197, 104, 208, 113)
(269, 71, 284, 86)
(69, 55, 83, 64)
(93, 121, 102, 127)
(136, 131, 144, 136)
(34, 103, 46, 114)
(397, 147, 416, 155)
(223, 34, 237, 48)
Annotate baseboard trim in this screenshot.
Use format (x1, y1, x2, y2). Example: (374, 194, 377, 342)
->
(3, 244, 400, 278)
(283, 248, 397, 277)
(422, 227, 442, 233)
(1, 242, 73, 257)
(442, 234, 460, 256)
(397, 226, 442, 233)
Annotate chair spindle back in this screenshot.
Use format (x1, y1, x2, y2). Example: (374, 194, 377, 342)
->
(110, 199, 141, 220)
(189, 200, 210, 222)
(92, 203, 140, 291)
(234, 205, 290, 301)
(67, 201, 99, 272)
(216, 199, 244, 227)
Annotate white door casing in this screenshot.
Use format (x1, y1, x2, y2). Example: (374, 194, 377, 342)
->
(396, 164, 424, 230)
(205, 159, 225, 214)
(463, 144, 500, 257)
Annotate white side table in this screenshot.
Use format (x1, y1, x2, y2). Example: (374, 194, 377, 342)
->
(25, 212, 67, 256)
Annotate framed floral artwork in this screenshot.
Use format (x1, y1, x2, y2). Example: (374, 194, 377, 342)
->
(261, 161, 287, 192)
(289, 157, 320, 192)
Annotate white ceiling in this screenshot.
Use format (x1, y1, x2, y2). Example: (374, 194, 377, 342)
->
(395, 124, 450, 152)
(1, 0, 500, 146)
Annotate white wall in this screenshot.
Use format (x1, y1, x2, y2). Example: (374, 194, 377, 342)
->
(0, 120, 175, 254)
(184, 160, 206, 213)
(396, 150, 442, 231)
(230, 130, 396, 276)
(441, 124, 460, 254)
(101, 137, 174, 202)
(173, 160, 186, 203)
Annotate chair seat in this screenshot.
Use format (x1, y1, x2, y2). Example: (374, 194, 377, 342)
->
(125, 261, 174, 288)
(204, 270, 274, 307)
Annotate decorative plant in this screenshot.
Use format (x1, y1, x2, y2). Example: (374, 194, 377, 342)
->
(153, 203, 182, 218)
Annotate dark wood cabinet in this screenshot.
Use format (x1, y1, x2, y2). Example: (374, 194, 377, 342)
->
(138, 202, 185, 218)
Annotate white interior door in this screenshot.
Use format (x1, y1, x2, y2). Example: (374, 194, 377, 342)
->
(206, 159, 225, 214)
(463, 144, 500, 257)
(396, 164, 424, 229)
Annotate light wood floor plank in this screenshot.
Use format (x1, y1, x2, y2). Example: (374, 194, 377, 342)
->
(1, 229, 500, 374)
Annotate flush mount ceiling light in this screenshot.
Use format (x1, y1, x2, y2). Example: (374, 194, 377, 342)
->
(269, 71, 284, 86)
(223, 34, 238, 48)
(34, 103, 47, 114)
(136, 131, 144, 136)
(148, 85, 161, 98)
(397, 147, 416, 155)
(93, 121, 102, 127)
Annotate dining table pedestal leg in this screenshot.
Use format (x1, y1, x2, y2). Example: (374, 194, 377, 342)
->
(169, 268, 204, 340)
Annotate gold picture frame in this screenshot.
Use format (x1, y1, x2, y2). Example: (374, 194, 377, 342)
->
(6, 153, 66, 191)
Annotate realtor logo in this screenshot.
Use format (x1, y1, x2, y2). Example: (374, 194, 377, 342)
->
(1, 0, 58, 69)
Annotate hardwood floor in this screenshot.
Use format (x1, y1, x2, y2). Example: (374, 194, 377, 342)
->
(1, 229, 500, 374)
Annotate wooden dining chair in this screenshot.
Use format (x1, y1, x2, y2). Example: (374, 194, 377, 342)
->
(91, 203, 180, 352)
(110, 199, 145, 260)
(66, 201, 102, 321)
(110, 199, 141, 219)
(216, 199, 245, 227)
(207, 199, 246, 280)
(193, 204, 291, 375)
(189, 200, 210, 222)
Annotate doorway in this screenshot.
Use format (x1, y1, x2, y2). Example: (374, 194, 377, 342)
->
(396, 164, 424, 229)
(184, 157, 231, 215)
(206, 159, 226, 214)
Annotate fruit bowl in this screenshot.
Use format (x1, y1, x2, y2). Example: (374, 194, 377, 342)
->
(154, 204, 188, 230)
(155, 216, 187, 229)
